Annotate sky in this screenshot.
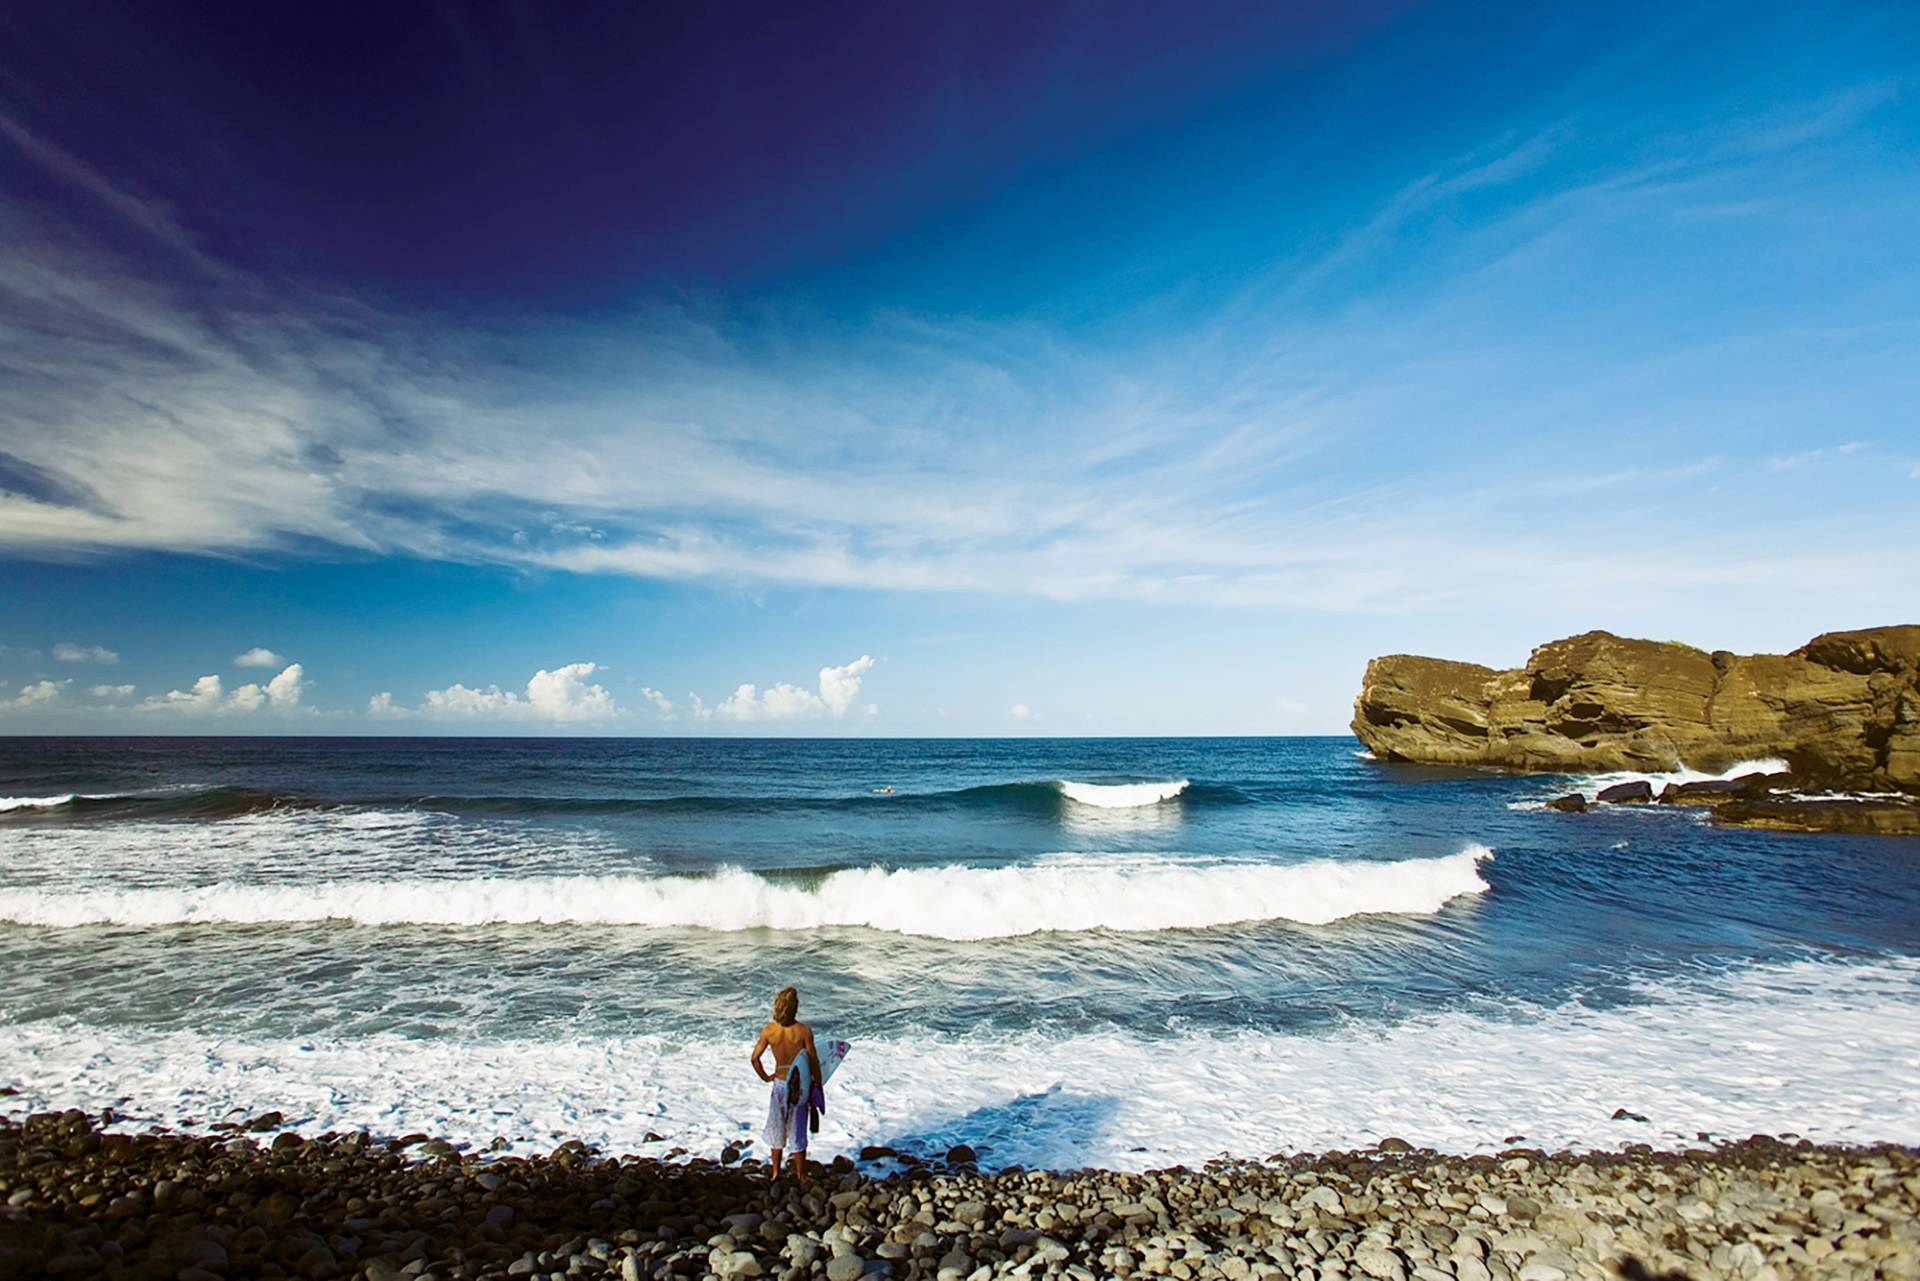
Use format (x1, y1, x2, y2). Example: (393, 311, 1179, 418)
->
(1, 1, 1917, 736)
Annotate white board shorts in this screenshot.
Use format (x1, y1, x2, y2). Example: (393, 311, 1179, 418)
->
(764, 1076, 808, 1152)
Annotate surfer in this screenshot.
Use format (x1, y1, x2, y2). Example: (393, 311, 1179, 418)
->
(750, 985, 823, 1187)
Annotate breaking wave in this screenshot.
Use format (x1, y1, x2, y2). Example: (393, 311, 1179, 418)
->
(1508, 758, 1793, 810)
(0, 794, 77, 812)
(1054, 779, 1189, 807)
(0, 847, 1492, 939)
(2, 780, 1234, 824)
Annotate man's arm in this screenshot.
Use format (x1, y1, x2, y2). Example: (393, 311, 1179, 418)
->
(804, 1026, 823, 1083)
(750, 1027, 773, 1081)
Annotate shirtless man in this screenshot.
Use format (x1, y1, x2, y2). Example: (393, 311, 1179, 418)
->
(750, 985, 823, 1187)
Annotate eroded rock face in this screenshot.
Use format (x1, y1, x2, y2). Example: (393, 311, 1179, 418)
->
(1353, 626, 1920, 791)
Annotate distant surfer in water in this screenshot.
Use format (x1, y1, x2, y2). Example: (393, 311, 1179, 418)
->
(751, 985, 823, 1187)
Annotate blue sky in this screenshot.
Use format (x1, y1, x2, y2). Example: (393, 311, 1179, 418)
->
(2, 1, 1917, 735)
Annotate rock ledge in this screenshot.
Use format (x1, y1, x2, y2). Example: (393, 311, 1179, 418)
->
(1352, 626, 1920, 792)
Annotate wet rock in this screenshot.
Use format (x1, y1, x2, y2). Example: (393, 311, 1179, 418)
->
(1714, 796, 1920, 835)
(1658, 778, 1746, 805)
(1544, 793, 1588, 813)
(1595, 780, 1654, 804)
(945, 1145, 978, 1165)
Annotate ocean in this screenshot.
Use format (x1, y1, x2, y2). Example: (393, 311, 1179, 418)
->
(3, 735, 1917, 1171)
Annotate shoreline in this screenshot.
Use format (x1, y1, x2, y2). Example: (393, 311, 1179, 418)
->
(4, 1111, 1915, 1281)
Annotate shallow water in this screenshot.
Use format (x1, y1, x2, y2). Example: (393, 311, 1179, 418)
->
(3, 735, 1917, 1168)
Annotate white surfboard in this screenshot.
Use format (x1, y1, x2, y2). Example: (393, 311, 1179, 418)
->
(816, 1037, 850, 1083)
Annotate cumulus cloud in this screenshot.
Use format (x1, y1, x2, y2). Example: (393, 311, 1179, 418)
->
(265, 663, 305, 706)
(704, 655, 876, 721)
(142, 663, 304, 714)
(526, 663, 616, 720)
(145, 674, 224, 712)
(817, 656, 877, 716)
(639, 686, 674, 715)
(90, 683, 135, 700)
(367, 691, 406, 717)
(6, 678, 70, 709)
(416, 662, 619, 721)
(234, 647, 285, 668)
(52, 642, 117, 664)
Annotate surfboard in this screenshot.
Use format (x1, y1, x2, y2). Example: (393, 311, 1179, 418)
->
(817, 1037, 851, 1083)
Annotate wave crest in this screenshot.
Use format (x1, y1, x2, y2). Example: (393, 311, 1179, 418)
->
(1055, 779, 1189, 808)
(0, 794, 76, 812)
(0, 848, 1491, 939)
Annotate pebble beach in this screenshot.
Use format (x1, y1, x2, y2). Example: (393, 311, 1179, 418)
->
(4, 1109, 1915, 1281)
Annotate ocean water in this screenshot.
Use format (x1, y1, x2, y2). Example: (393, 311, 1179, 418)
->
(3, 735, 1918, 1170)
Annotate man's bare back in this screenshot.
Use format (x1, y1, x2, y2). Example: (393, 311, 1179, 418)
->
(753, 1019, 819, 1081)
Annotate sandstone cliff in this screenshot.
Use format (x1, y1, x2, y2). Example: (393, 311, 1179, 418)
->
(1351, 626, 1920, 791)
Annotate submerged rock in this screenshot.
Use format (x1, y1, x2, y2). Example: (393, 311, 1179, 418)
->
(1352, 625, 1920, 793)
(1713, 797, 1920, 835)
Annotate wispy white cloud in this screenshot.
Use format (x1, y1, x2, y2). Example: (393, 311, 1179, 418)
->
(89, 683, 136, 700)
(52, 642, 118, 664)
(1008, 702, 1036, 721)
(234, 647, 286, 669)
(0, 69, 1915, 632)
(415, 662, 619, 721)
(639, 686, 674, 715)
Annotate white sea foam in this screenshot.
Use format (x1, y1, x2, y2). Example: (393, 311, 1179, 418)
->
(0, 794, 76, 812)
(0, 805, 631, 890)
(3, 957, 1914, 1170)
(1507, 757, 1793, 810)
(0, 848, 1491, 938)
(1056, 779, 1189, 807)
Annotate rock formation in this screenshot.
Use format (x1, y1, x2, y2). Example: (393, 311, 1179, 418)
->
(1352, 626, 1920, 793)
